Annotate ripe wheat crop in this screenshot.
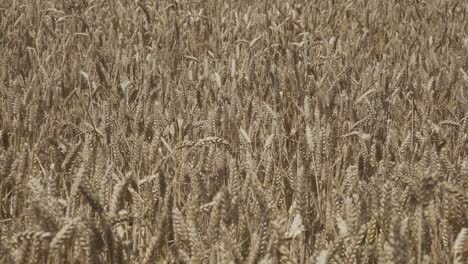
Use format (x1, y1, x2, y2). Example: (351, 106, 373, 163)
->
(0, 0, 467, 263)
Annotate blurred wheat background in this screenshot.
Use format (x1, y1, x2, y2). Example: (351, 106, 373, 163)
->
(0, 0, 467, 263)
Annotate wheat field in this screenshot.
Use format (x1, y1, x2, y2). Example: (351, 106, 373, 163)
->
(0, 0, 467, 263)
